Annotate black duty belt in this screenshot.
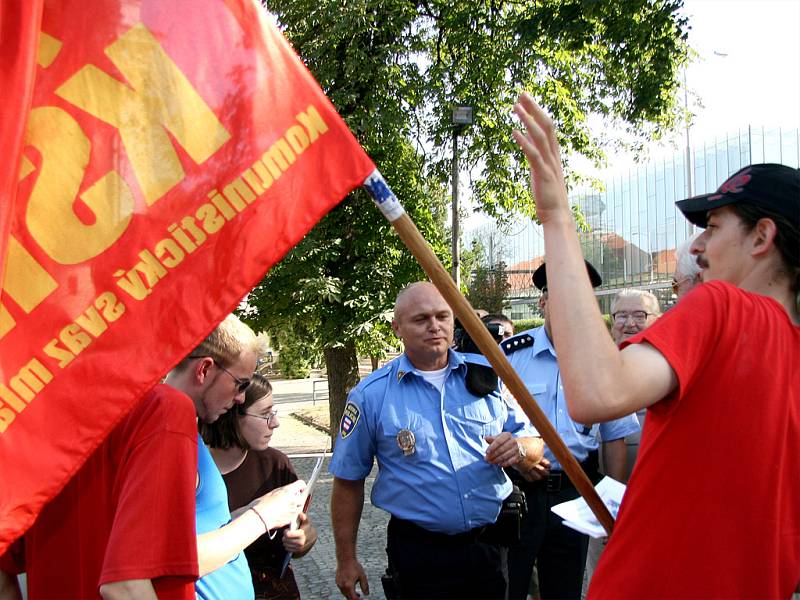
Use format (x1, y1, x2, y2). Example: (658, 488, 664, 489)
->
(540, 470, 575, 493)
(511, 449, 600, 494)
(388, 516, 486, 546)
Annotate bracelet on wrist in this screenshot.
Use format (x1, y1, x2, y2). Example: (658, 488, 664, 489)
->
(250, 507, 269, 535)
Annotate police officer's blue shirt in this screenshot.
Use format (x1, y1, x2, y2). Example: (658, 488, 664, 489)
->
(503, 327, 640, 470)
(329, 349, 537, 535)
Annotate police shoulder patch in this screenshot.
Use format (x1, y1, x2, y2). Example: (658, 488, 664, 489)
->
(500, 333, 534, 355)
(340, 402, 361, 439)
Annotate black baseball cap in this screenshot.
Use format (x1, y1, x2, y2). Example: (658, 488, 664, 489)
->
(676, 163, 800, 228)
(532, 260, 602, 290)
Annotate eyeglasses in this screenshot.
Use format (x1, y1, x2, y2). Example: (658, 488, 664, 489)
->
(244, 409, 278, 425)
(189, 355, 251, 393)
(612, 311, 652, 324)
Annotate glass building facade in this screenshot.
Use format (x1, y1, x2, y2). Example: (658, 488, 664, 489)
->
(465, 126, 800, 319)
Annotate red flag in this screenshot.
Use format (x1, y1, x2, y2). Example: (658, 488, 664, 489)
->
(0, 0, 376, 552)
(0, 1, 43, 292)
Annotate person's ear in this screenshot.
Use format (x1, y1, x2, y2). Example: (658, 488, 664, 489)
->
(194, 357, 214, 384)
(391, 319, 401, 339)
(750, 218, 778, 257)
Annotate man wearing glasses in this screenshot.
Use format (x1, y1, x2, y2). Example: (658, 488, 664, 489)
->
(609, 290, 661, 345)
(0, 313, 303, 600)
(502, 261, 640, 600)
(172, 315, 306, 600)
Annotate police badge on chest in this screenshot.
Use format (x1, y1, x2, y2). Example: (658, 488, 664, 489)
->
(396, 428, 416, 456)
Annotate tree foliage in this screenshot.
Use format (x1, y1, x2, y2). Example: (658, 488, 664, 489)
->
(467, 261, 511, 315)
(245, 0, 689, 438)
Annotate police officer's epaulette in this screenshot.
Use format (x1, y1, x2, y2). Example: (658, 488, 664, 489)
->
(501, 333, 534, 355)
(356, 361, 394, 391)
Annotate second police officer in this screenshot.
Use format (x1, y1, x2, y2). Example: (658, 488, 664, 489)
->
(502, 261, 640, 600)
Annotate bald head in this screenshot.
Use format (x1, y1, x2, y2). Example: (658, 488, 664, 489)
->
(394, 282, 445, 320)
(392, 282, 454, 370)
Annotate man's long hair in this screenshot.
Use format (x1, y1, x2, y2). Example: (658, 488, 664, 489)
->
(731, 203, 800, 305)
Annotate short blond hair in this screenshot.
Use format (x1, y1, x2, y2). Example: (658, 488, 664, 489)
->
(177, 314, 260, 369)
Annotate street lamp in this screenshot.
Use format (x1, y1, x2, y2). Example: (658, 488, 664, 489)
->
(451, 105, 473, 288)
(682, 66, 694, 239)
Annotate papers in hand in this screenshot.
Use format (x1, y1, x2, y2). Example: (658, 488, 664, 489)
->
(293, 453, 325, 529)
(550, 476, 626, 538)
(280, 453, 326, 577)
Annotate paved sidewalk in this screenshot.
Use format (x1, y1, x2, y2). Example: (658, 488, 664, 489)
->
(271, 377, 388, 600)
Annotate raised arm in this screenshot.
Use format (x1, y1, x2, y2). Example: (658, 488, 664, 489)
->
(512, 93, 677, 422)
(331, 477, 369, 600)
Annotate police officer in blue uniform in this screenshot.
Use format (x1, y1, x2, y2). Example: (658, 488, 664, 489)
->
(503, 261, 640, 600)
(330, 282, 544, 600)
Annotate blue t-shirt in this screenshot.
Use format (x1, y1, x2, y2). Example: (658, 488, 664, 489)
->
(195, 436, 254, 600)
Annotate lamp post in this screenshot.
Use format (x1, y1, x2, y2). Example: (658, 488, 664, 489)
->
(683, 67, 695, 239)
(451, 105, 473, 288)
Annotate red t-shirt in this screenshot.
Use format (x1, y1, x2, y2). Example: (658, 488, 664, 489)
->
(1, 384, 199, 599)
(589, 281, 800, 598)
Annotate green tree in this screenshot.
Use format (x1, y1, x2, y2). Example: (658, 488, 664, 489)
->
(246, 0, 689, 441)
(467, 261, 511, 314)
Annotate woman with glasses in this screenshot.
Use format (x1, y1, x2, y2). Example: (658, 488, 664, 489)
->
(202, 373, 317, 599)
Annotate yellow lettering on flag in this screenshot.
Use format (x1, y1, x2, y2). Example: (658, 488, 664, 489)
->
(37, 32, 62, 68)
(56, 24, 231, 206)
(0, 237, 58, 333)
(24, 106, 135, 264)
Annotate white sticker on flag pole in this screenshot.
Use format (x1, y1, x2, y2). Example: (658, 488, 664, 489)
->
(363, 169, 406, 222)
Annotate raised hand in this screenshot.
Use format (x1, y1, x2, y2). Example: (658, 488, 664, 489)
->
(512, 92, 572, 226)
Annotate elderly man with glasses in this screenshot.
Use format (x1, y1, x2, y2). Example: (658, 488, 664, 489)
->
(582, 289, 661, 594)
(610, 290, 661, 345)
(501, 262, 640, 600)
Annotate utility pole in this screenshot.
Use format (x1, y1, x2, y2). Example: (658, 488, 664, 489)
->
(683, 67, 694, 238)
(451, 105, 473, 288)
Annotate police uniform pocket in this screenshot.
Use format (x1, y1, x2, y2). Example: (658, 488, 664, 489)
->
(527, 383, 547, 399)
(462, 399, 504, 437)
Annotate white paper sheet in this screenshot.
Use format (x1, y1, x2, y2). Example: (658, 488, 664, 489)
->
(550, 476, 626, 538)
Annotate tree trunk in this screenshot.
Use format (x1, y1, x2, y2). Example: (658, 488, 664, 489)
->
(324, 340, 361, 448)
(370, 355, 379, 372)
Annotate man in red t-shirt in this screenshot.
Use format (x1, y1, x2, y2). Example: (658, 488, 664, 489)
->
(510, 93, 800, 597)
(0, 314, 263, 599)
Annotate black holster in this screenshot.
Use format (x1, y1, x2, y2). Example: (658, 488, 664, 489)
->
(381, 563, 401, 599)
(480, 484, 527, 546)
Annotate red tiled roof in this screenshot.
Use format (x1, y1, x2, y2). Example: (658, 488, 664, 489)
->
(506, 257, 544, 292)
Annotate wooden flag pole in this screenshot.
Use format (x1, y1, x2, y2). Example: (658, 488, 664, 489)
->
(365, 172, 614, 535)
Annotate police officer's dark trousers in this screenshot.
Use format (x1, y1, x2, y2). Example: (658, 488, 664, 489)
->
(385, 516, 506, 600)
(506, 474, 589, 600)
